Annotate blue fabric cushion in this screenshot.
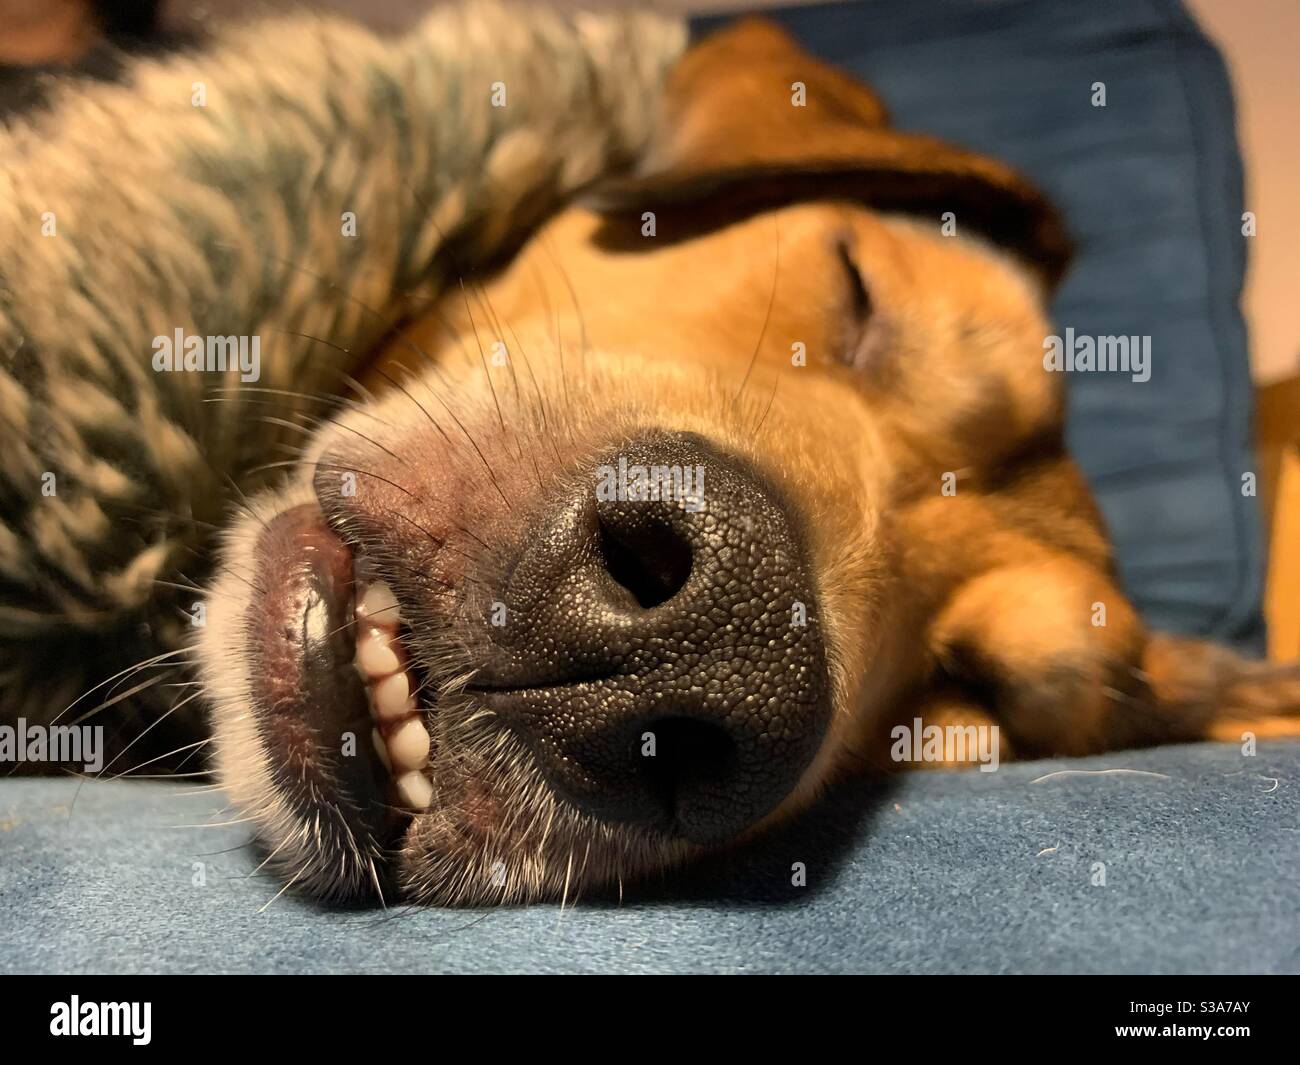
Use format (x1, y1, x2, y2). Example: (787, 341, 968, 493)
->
(4, 740, 1297, 973)
(696, 0, 1265, 653)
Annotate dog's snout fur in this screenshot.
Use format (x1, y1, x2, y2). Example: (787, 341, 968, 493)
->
(474, 431, 829, 843)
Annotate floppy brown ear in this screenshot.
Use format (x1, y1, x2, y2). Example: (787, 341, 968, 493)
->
(595, 17, 1072, 288)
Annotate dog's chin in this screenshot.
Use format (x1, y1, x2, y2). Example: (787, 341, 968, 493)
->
(198, 478, 693, 906)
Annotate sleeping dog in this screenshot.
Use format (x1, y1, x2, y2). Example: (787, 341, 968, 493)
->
(2, 2, 1296, 905)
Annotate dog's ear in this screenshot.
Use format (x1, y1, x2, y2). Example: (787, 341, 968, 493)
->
(595, 17, 1071, 287)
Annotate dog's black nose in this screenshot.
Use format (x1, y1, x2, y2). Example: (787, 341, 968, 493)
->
(475, 431, 829, 844)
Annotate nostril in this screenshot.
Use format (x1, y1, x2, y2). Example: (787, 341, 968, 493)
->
(596, 512, 692, 609)
(638, 716, 736, 822)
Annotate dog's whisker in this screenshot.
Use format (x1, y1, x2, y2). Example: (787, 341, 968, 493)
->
(375, 364, 458, 455)
(172, 813, 258, 830)
(267, 412, 408, 467)
(458, 279, 521, 475)
(472, 282, 547, 487)
(412, 374, 515, 512)
(66, 670, 173, 730)
(98, 688, 206, 781)
(116, 737, 214, 780)
(51, 646, 193, 728)
(294, 460, 425, 504)
(539, 234, 591, 375)
(255, 864, 306, 914)
(732, 215, 781, 408)
(115, 770, 211, 780)
(752, 372, 781, 438)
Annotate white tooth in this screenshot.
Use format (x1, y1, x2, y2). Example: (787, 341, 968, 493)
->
(372, 671, 412, 719)
(395, 770, 433, 810)
(356, 626, 400, 677)
(386, 717, 430, 770)
(357, 581, 401, 626)
(371, 728, 392, 773)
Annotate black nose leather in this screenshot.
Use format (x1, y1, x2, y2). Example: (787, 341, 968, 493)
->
(475, 431, 829, 844)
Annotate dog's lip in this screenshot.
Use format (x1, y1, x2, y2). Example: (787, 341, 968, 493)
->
(245, 502, 407, 855)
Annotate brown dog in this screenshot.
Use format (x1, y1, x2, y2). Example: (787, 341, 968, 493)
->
(199, 17, 1299, 905)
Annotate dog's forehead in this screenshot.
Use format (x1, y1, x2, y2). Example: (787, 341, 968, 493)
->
(451, 198, 1037, 345)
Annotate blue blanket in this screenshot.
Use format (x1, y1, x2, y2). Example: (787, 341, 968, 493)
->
(4, 741, 1296, 974)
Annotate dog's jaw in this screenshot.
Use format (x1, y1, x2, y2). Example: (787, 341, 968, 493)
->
(200, 479, 406, 902)
(198, 482, 348, 895)
(199, 411, 705, 906)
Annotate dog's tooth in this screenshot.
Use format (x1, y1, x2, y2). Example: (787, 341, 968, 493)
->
(395, 770, 433, 811)
(356, 625, 400, 677)
(386, 717, 430, 771)
(357, 581, 401, 627)
(371, 727, 392, 773)
(372, 671, 412, 719)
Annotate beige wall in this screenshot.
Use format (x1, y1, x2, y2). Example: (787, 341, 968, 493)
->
(1186, 0, 1299, 383)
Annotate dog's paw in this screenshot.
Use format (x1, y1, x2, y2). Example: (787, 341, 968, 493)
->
(1204, 661, 1300, 741)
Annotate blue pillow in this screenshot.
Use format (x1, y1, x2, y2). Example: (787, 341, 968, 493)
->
(695, 0, 1266, 653)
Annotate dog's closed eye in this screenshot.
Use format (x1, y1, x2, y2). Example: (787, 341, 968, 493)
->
(834, 233, 887, 372)
(837, 235, 872, 325)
